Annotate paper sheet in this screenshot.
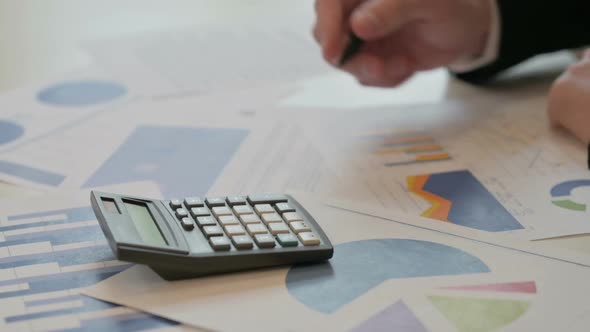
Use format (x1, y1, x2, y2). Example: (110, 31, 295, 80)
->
(83, 24, 331, 99)
(0, 183, 203, 332)
(0, 82, 298, 193)
(284, 97, 590, 240)
(83, 193, 590, 332)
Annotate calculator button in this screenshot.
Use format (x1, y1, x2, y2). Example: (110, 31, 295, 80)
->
(212, 206, 232, 218)
(206, 197, 226, 207)
(231, 235, 254, 250)
(261, 213, 283, 224)
(175, 208, 189, 219)
(184, 197, 204, 207)
(275, 203, 295, 214)
(224, 224, 246, 236)
(190, 207, 210, 218)
(169, 199, 183, 209)
(180, 218, 195, 231)
(283, 212, 304, 223)
(196, 216, 217, 228)
(209, 236, 231, 251)
(268, 222, 290, 235)
(203, 225, 224, 238)
(254, 234, 276, 248)
(276, 233, 299, 247)
(218, 215, 239, 226)
(289, 221, 311, 234)
(233, 205, 254, 215)
(247, 194, 288, 205)
(246, 223, 268, 236)
(254, 204, 274, 215)
(298, 232, 320, 246)
(226, 196, 247, 206)
(239, 214, 262, 225)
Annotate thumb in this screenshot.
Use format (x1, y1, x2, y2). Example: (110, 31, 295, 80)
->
(350, 0, 422, 40)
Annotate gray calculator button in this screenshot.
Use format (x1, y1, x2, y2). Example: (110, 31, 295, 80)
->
(209, 236, 231, 251)
(226, 196, 247, 206)
(190, 207, 210, 217)
(233, 205, 254, 215)
(175, 208, 189, 219)
(184, 197, 204, 207)
(283, 212, 304, 223)
(276, 233, 299, 247)
(268, 222, 290, 235)
(206, 197, 226, 207)
(196, 216, 217, 228)
(261, 212, 283, 224)
(218, 215, 239, 226)
(212, 206, 232, 218)
(203, 225, 224, 238)
(224, 224, 246, 236)
(231, 235, 254, 250)
(254, 234, 276, 248)
(239, 214, 261, 225)
(289, 221, 311, 234)
(275, 203, 295, 214)
(254, 204, 274, 215)
(180, 218, 195, 231)
(298, 232, 321, 246)
(247, 194, 288, 205)
(169, 199, 183, 209)
(246, 223, 268, 236)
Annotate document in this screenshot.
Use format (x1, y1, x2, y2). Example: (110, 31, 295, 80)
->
(84, 24, 332, 99)
(0, 182, 200, 332)
(286, 97, 590, 240)
(83, 193, 590, 332)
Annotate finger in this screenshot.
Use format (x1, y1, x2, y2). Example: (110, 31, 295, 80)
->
(350, 0, 424, 40)
(341, 52, 414, 87)
(314, 0, 346, 64)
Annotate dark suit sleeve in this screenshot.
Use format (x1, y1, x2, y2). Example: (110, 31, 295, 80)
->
(455, 0, 590, 84)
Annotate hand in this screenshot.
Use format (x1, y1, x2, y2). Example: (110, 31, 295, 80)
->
(548, 50, 590, 144)
(313, 0, 494, 87)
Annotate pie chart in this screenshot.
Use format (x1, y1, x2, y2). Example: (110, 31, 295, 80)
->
(0, 121, 24, 145)
(37, 80, 127, 107)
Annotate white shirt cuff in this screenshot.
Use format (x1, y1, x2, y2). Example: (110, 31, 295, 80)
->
(448, 0, 500, 73)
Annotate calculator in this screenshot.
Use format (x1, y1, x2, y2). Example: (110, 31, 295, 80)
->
(90, 191, 334, 280)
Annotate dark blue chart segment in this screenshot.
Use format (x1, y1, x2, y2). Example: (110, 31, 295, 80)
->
(286, 239, 490, 314)
(37, 80, 127, 107)
(0, 121, 24, 145)
(83, 126, 249, 198)
(550, 180, 590, 197)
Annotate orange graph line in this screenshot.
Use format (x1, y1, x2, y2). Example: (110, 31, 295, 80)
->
(407, 174, 452, 221)
(415, 153, 451, 162)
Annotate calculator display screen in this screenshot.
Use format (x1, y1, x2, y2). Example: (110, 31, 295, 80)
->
(123, 201, 167, 246)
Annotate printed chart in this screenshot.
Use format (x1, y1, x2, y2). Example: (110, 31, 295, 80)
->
(358, 131, 451, 167)
(82, 125, 249, 198)
(407, 170, 523, 232)
(0, 206, 177, 331)
(286, 239, 535, 331)
(37, 80, 127, 107)
(286, 239, 490, 313)
(550, 180, 590, 212)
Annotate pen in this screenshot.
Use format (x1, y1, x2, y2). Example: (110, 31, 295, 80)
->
(587, 143, 590, 170)
(338, 33, 364, 66)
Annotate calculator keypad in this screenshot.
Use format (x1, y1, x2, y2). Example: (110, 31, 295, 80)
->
(169, 195, 322, 251)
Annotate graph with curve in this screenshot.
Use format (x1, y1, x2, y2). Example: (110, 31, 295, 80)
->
(407, 170, 523, 232)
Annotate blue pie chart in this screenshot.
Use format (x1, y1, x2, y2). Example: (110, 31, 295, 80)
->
(286, 239, 490, 313)
(0, 121, 24, 145)
(37, 80, 127, 107)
